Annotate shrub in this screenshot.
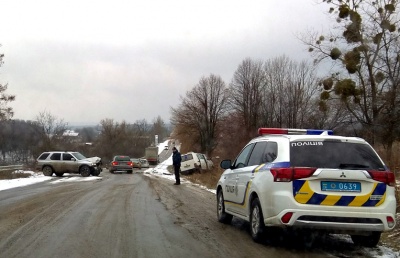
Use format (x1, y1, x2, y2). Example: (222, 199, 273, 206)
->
(0, 169, 31, 180)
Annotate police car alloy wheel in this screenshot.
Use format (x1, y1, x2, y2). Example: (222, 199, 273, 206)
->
(250, 198, 265, 242)
(217, 191, 232, 224)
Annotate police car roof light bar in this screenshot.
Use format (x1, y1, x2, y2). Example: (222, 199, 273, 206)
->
(258, 128, 333, 136)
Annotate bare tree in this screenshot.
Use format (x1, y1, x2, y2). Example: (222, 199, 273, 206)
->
(129, 119, 152, 157)
(94, 118, 167, 162)
(229, 58, 265, 136)
(0, 120, 46, 164)
(262, 56, 323, 128)
(171, 74, 229, 156)
(0, 47, 15, 120)
(34, 111, 68, 152)
(302, 0, 400, 166)
(229, 56, 325, 131)
(152, 116, 169, 143)
(95, 119, 131, 161)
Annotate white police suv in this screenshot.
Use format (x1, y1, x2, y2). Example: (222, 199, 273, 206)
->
(216, 128, 396, 247)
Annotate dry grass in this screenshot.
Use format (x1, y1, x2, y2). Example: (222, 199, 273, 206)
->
(183, 167, 224, 190)
(162, 164, 222, 189)
(0, 169, 32, 180)
(373, 143, 400, 210)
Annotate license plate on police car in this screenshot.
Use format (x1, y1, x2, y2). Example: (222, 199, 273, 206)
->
(321, 181, 361, 192)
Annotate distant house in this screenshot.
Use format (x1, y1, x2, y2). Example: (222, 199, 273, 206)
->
(63, 130, 79, 137)
(62, 130, 81, 144)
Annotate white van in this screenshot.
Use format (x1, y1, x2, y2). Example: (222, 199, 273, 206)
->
(180, 152, 213, 174)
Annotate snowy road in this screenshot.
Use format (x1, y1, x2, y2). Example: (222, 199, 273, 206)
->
(0, 170, 398, 258)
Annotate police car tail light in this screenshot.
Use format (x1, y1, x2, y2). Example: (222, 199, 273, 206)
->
(258, 128, 333, 135)
(127, 161, 133, 166)
(281, 212, 293, 224)
(367, 170, 396, 187)
(387, 216, 395, 228)
(112, 161, 119, 166)
(270, 167, 316, 182)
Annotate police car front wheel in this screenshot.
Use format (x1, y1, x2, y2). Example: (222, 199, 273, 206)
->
(250, 198, 265, 243)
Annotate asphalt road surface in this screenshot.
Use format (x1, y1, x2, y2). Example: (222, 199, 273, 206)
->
(0, 170, 397, 258)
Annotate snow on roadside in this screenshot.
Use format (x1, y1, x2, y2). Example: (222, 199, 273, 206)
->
(0, 170, 102, 191)
(0, 171, 52, 191)
(142, 155, 216, 194)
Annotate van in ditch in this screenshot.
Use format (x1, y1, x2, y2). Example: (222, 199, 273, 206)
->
(180, 152, 213, 174)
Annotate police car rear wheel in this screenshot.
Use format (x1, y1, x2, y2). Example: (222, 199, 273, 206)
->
(250, 198, 265, 242)
(217, 191, 232, 224)
(351, 232, 381, 247)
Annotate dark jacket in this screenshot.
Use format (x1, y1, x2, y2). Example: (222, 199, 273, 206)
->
(172, 151, 181, 167)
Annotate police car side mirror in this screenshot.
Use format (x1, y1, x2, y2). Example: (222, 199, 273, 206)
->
(220, 160, 231, 169)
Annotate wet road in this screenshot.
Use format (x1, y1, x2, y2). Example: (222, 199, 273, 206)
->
(0, 170, 397, 258)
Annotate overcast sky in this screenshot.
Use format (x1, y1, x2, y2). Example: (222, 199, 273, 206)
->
(0, 0, 329, 126)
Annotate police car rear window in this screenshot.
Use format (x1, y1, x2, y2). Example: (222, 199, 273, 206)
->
(290, 140, 385, 170)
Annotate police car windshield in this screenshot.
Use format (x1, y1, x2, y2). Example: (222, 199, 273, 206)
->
(290, 140, 385, 170)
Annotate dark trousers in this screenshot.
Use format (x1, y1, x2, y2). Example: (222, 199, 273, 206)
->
(174, 165, 180, 184)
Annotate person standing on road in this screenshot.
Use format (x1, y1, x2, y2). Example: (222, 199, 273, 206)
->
(172, 147, 181, 185)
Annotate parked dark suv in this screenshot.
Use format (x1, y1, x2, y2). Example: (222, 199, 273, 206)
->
(36, 151, 102, 177)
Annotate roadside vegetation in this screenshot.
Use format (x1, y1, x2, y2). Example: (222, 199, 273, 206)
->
(172, 0, 400, 174)
(171, 1, 400, 212)
(0, 114, 171, 166)
(0, 169, 31, 180)
(184, 167, 224, 190)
